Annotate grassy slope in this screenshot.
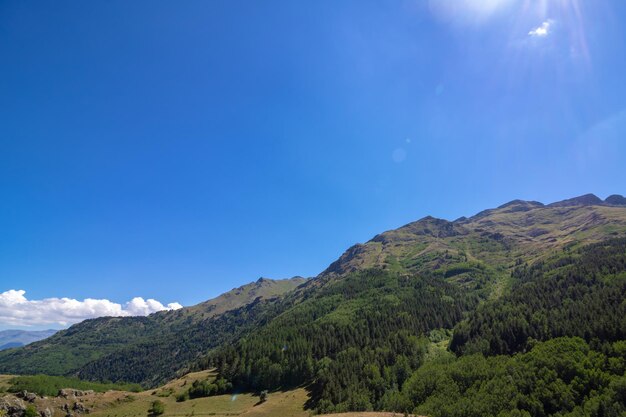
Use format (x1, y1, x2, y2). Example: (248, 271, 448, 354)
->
(0, 371, 310, 417)
(0, 368, 417, 417)
(320, 202, 626, 299)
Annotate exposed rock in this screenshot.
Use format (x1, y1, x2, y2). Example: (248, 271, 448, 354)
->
(40, 407, 53, 417)
(0, 395, 27, 417)
(58, 389, 94, 399)
(26, 393, 37, 403)
(72, 401, 90, 413)
(19, 391, 38, 403)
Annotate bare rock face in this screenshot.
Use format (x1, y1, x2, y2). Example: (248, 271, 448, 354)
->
(0, 395, 27, 417)
(40, 407, 53, 417)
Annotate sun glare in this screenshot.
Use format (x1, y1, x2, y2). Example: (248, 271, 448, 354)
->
(429, 0, 516, 24)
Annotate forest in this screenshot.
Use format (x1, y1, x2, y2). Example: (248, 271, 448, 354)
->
(203, 239, 626, 416)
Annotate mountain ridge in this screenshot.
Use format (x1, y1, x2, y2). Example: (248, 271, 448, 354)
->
(0, 276, 306, 384)
(1, 194, 625, 396)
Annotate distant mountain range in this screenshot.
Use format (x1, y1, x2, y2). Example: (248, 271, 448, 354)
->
(1, 193, 625, 416)
(0, 329, 57, 350)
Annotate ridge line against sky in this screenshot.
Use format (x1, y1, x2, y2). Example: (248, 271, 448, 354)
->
(2, 0, 626, 323)
(2, 192, 623, 330)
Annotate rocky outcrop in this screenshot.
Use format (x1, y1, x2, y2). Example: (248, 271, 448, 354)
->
(72, 401, 89, 413)
(15, 391, 38, 403)
(58, 389, 94, 399)
(0, 395, 26, 417)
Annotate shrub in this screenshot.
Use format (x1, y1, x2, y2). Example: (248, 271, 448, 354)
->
(259, 390, 268, 403)
(24, 406, 38, 417)
(148, 400, 165, 416)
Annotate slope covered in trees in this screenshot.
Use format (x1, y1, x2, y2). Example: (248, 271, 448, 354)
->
(450, 238, 626, 355)
(201, 238, 626, 414)
(0, 277, 306, 385)
(1, 195, 626, 417)
(207, 269, 480, 411)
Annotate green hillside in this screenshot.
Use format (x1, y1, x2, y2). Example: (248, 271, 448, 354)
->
(0, 277, 306, 386)
(1, 194, 626, 417)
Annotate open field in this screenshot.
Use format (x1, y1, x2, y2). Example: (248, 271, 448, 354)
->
(0, 374, 12, 391)
(88, 388, 310, 417)
(0, 373, 311, 417)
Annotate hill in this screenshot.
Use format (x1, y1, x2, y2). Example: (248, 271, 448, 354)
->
(0, 277, 306, 386)
(1, 194, 626, 417)
(0, 330, 57, 351)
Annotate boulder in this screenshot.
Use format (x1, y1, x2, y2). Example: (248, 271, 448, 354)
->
(0, 395, 27, 417)
(15, 391, 37, 402)
(58, 389, 94, 399)
(72, 401, 89, 413)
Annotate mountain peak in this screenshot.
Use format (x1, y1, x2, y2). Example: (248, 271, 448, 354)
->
(497, 199, 544, 209)
(548, 194, 604, 207)
(605, 194, 626, 206)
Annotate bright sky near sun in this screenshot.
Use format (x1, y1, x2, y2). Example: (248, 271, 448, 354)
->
(1, 0, 626, 329)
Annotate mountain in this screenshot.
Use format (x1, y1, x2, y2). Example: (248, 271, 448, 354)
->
(0, 277, 307, 386)
(0, 329, 57, 350)
(321, 194, 626, 295)
(605, 194, 626, 206)
(1, 194, 625, 417)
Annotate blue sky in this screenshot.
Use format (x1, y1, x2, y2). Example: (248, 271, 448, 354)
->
(1, 0, 626, 328)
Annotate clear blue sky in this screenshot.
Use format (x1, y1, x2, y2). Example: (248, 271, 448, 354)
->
(1, 0, 626, 309)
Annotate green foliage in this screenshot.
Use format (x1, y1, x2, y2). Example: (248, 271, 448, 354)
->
(175, 391, 189, 402)
(0, 279, 304, 387)
(207, 269, 478, 412)
(1, 204, 625, 417)
(7, 375, 141, 396)
(451, 239, 626, 355)
(402, 338, 626, 417)
(24, 405, 38, 417)
(185, 377, 232, 399)
(148, 400, 165, 416)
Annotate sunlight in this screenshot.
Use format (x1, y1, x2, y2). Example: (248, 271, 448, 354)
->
(429, 0, 516, 23)
(523, 0, 590, 63)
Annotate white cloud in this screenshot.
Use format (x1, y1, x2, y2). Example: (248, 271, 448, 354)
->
(529, 20, 552, 37)
(0, 290, 182, 328)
